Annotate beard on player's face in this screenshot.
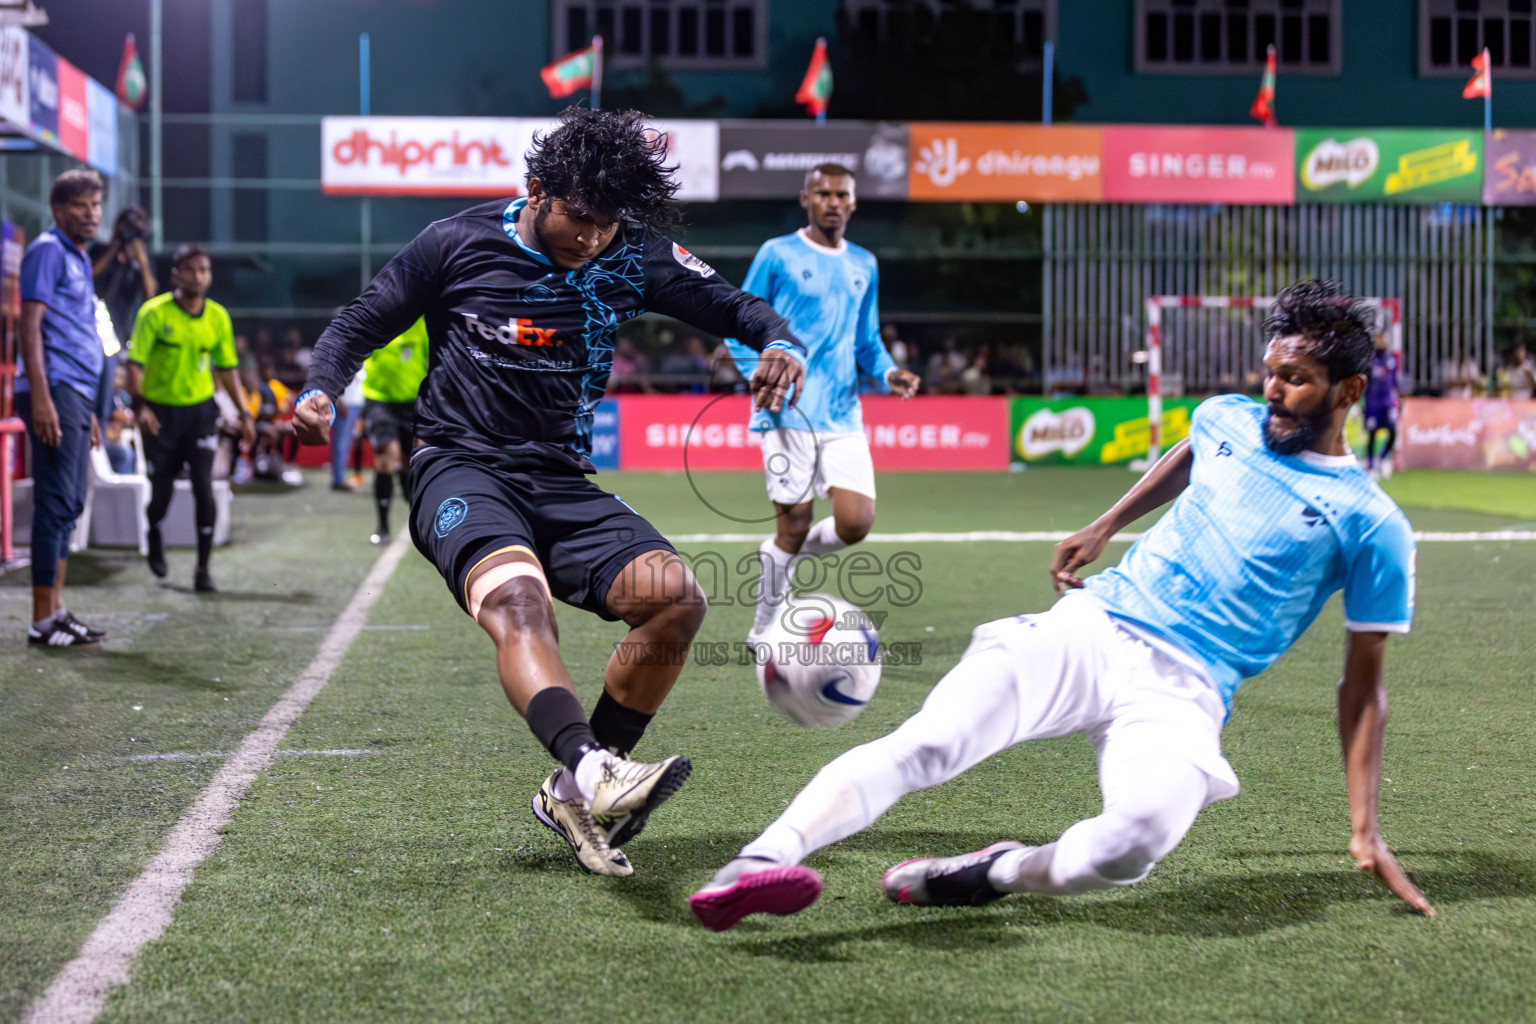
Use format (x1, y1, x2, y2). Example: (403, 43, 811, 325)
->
(1261, 337, 1341, 455)
(1262, 399, 1333, 454)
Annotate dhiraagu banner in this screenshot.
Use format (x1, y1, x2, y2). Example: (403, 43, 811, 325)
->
(1296, 129, 1482, 203)
(1010, 397, 1205, 466)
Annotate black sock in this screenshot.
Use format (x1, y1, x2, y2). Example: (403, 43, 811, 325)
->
(525, 687, 600, 771)
(589, 690, 654, 757)
(374, 472, 393, 534)
(196, 528, 213, 571)
(397, 467, 413, 504)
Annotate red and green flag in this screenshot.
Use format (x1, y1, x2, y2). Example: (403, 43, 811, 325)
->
(1249, 44, 1276, 127)
(541, 39, 601, 100)
(795, 37, 832, 117)
(115, 33, 146, 109)
(1463, 47, 1491, 99)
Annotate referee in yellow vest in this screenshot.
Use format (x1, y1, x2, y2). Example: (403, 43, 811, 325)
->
(127, 244, 254, 592)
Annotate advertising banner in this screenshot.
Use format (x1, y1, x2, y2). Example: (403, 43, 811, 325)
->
(86, 77, 117, 173)
(1484, 130, 1536, 206)
(322, 116, 718, 200)
(1010, 396, 1205, 465)
(0, 27, 27, 131)
(1296, 129, 1482, 203)
(718, 121, 908, 200)
(908, 123, 1103, 202)
(590, 400, 619, 471)
(1102, 127, 1294, 204)
(54, 57, 87, 163)
(321, 116, 527, 197)
(616, 395, 1011, 471)
(26, 33, 55, 143)
(647, 119, 719, 201)
(1398, 397, 1536, 471)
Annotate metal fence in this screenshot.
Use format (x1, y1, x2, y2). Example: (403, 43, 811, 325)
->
(1042, 203, 1493, 394)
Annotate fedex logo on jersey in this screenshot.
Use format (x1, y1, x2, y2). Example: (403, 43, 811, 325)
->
(463, 312, 560, 347)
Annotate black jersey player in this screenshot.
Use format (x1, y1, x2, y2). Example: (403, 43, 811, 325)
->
(294, 109, 805, 877)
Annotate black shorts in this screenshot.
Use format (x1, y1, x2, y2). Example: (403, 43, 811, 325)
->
(408, 446, 675, 621)
(144, 399, 220, 475)
(364, 399, 417, 452)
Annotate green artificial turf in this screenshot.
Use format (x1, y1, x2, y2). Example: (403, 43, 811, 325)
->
(3, 470, 1533, 1023)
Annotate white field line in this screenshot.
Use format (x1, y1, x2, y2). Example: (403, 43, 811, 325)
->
(670, 530, 1536, 544)
(25, 535, 410, 1024)
(121, 749, 379, 763)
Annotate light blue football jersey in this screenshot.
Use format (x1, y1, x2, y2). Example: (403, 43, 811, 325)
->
(725, 230, 898, 435)
(1076, 394, 1416, 712)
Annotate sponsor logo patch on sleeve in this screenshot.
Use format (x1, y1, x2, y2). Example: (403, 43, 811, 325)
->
(672, 243, 716, 278)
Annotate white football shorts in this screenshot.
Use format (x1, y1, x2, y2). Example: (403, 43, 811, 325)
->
(960, 598, 1241, 808)
(759, 428, 876, 505)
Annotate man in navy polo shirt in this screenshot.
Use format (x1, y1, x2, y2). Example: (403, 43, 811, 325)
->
(18, 169, 108, 647)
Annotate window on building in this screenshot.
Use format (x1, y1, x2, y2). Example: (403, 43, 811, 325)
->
(842, 0, 1054, 63)
(231, 0, 267, 102)
(1136, 0, 1341, 75)
(550, 0, 767, 70)
(1422, 0, 1536, 77)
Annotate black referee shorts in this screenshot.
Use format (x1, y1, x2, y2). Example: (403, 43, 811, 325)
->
(363, 399, 416, 453)
(408, 445, 676, 621)
(144, 399, 220, 475)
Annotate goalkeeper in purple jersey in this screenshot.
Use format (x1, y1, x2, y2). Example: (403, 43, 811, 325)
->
(1363, 333, 1404, 479)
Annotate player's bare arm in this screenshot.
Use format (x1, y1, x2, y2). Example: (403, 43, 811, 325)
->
(1338, 630, 1435, 916)
(125, 361, 160, 437)
(1051, 438, 1194, 592)
(886, 368, 920, 399)
(217, 366, 257, 448)
(19, 301, 59, 446)
(749, 347, 805, 412)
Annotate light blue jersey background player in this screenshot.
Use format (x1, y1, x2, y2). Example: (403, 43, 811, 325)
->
(725, 164, 921, 638)
(692, 280, 1435, 931)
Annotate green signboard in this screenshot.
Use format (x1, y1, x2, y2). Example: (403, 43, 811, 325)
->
(1010, 397, 1205, 465)
(1296, 129, 1482, 204)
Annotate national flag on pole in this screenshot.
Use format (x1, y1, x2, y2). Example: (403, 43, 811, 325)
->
(1463, 47, 1491, 99)
(115, 33, 146, 109)
(1249, 44, 1276, 127)
(542, 40, 600, 100)
(795, 37, 832, 117)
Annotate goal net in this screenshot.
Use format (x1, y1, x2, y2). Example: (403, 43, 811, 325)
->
(1139, 295, 1402, 468)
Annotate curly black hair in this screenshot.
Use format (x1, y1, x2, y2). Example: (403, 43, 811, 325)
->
(524, 107, 681, 229)
(1263, 280, 1375, 382)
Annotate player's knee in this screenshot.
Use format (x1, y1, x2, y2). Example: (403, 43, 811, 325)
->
(1091, 809, 1182, 883)
(836, 516, 873, 545)
(476, 578, 556, 645)
(617, 553, 707, 636)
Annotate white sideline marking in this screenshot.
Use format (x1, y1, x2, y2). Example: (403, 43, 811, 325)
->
(123, 749, 378, 763)
(25, 536, 410, 1024)
(670, 530, 1536, 544)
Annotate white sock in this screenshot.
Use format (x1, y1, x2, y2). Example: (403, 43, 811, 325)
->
(572, 748, 613, 803)
(551, 766, 582, 802)
(798, 516, 851, 558)
(753, 537, 795, 631)
(33, 613, 58, 631)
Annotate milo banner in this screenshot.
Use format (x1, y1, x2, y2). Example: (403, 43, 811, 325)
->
(1010, 396, 1204, 466)
(1296, 129, 1482, 204)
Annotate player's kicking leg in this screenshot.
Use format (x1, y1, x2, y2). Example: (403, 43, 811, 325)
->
(752, 430, 877, 638)
(690, 601, 1232, 930)
(471, 551, 694, 876)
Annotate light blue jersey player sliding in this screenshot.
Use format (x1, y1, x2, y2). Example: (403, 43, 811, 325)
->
(725, 163, 921, 640)
(692, 280, 1436, 930)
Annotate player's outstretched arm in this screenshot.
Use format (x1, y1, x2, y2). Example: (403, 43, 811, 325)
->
(1338, 630, 1435, 917)
(1050, 438, 1194, 592)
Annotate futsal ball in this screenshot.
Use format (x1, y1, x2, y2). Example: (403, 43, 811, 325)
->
(754, 594, 881, 728)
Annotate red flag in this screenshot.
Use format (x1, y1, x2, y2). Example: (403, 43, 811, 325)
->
(115, 33, 146, 110)
(1463, 47, 1491, 99)
(1249, 44, 1276, 127)
(541, 42, 598, 99)
(794, 37, 832, 117)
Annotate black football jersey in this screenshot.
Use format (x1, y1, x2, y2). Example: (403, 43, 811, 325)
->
(304, 198, 802, 473)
